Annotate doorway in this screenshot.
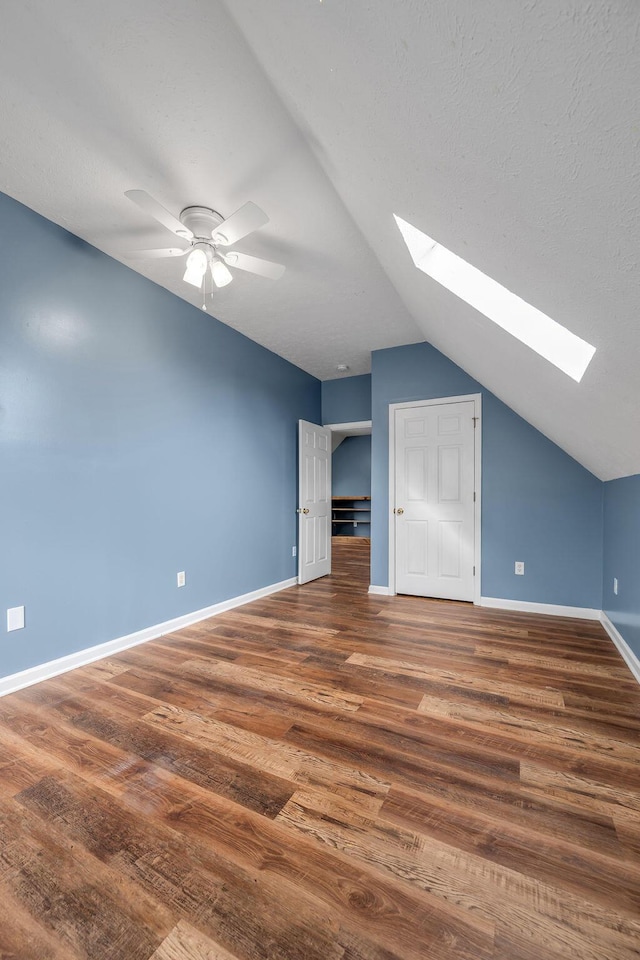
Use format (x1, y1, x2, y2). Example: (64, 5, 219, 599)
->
(297, 418, 373, 585)
(327, 419, 372, 545)
(388, 395, 481, 602)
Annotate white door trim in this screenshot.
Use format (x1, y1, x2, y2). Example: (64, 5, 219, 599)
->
(388, 394, 482, 603)
(324, 420, 372, 432)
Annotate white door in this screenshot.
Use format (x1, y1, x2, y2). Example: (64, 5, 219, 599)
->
(298, 420, 331, 584)
(394, 400, 476, 600)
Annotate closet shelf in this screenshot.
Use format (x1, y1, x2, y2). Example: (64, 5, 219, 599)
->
(331, 495, 371, 538)
(332, 496, 371, 502)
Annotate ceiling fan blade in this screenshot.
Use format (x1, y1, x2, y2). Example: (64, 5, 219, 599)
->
(212, 202, 269, 246)
(223, 251, 285, 280)
(125, 190, 194, 240)
(125, 247, 189, 259)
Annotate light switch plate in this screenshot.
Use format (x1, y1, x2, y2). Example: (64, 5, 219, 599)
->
(177, 571, 186, 588)
(7, 606, 25, 631)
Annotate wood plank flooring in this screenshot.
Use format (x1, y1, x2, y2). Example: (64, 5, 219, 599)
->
(0, 538, 639, 959)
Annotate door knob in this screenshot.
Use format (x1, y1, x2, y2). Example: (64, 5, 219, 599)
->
(396, 507, 404, 515)
(298, 507, 309, 514)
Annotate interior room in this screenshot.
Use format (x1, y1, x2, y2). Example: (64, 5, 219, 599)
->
(1, 2, 639, 958)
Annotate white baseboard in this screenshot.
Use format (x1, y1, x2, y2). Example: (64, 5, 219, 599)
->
(368, 584, 393, 596)
(478, 596, 600, 620)
(600, 612, 640, 685)
(0, 576, 297, 699)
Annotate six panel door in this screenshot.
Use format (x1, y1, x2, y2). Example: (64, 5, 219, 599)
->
(394, 401, 475, 600)
(298, 420, 331, 584)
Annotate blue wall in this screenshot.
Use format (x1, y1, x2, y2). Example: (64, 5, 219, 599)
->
(603, 475, 640, 658)
(371, 343, 603, 607)
(0, 192, 320, 679)
(322, 374, 371, 424)
(333, 435, 371, 496)
(332, 435, 371, 539)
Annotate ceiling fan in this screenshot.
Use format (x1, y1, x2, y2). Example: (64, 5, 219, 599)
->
(124, 190, 285, 295)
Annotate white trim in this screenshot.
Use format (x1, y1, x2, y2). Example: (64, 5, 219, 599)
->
(324, 420, 372, 432)
(368, 584, 393, 596)
(479, 596, 600, 620)
(600, 612, 640, 685)
(388, 393, 482, 603)
(0, 577, 297, 699)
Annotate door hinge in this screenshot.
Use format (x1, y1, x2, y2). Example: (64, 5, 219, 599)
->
(473, 491, 476, 502)
(473, 565, 476, 576)
(472, 416, 479, 428)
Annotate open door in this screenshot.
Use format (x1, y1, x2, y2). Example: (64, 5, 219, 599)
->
(298, 420, 331, 584)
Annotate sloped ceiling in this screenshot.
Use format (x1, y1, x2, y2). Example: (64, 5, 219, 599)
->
(225, 0, 640, 482)
(1, 1, 639, 480)
(0, 0, 421, 380)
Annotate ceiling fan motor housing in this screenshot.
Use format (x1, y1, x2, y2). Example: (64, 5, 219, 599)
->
(179, 206, 224, 242)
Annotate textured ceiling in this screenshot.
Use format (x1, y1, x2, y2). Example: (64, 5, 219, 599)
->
(225, 0, 640, 481)
(1, 1, 639, 479)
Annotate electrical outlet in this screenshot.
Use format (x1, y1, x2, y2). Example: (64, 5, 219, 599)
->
(7, 606, 25, 631)
(292, 546, 297, 557)
(177, 571, 186, 588)
(614, 577, 618, 595)
(515, 561, 525, 576)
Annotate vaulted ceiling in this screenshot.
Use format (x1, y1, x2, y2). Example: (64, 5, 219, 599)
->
(1, 1, 638, 480)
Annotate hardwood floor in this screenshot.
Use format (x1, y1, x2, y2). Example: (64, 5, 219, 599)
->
(0, 538, 639, 959)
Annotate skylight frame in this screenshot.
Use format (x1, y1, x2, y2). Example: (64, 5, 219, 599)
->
(394, 215, 595, 383)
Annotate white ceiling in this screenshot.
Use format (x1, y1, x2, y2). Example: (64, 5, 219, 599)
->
(1, 1, 639, 480)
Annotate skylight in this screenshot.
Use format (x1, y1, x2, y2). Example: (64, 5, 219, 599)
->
(394, 215, 595, 382)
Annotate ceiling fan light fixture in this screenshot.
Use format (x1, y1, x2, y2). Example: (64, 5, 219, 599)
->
(211, 257, 233, 288)
(183, 265, 204, 288)
(183, 246, 209, 288)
